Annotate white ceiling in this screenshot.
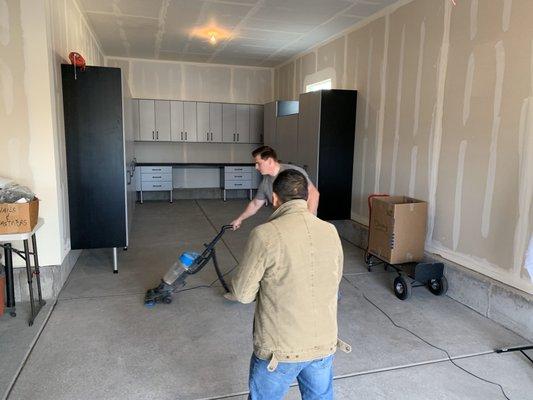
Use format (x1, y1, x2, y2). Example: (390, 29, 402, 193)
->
(79, 0, 397, 67)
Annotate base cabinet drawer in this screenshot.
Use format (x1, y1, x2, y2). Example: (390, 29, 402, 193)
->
(141, 173, 172, 182)
(224, 172, 252, 181)
(142, 181, 172, 191)
(140, 166, 172, 174)
(225, 166, 252, 173)
(224, 180, 252, 189)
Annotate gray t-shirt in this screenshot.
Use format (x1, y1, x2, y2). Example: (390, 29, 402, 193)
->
(255, 164, 311, 203)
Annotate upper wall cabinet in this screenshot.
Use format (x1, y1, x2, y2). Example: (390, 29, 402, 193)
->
(171, 101, 197, 142)
(198, 102, 223, 142)
(223, 104, 250, 143)
(134, 99, 262, 144)
(139, 100, 170, 141)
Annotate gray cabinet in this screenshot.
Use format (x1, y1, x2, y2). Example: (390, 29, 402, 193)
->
(210, 103, 223, 142)
(249, 105, 264, 144)
(296, 91, 321, 184)
(171, 101, 197, 142)
(132, 99, 140, 140)
(199, 102, 223, 142)
(139, 99, 155, 141)
(236, 104, 250, 143)
(222, 104, 236, 143)
(296, 89, 357, 220)
(223, 104, 250, 143)
(139, 166, 173, 203)
(223, 166, 260, 201)
(139, 99, 170, 141)
(275, 114, 299, 165)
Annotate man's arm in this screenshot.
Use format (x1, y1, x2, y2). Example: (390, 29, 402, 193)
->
(230, 229, 269, 303)
(230, 197, 266, 230)
(307, 183, 320, 215)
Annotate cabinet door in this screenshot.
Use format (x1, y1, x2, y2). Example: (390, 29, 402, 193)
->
(276, 114, 298, 164)
(297, 92, 321, 184)
(197, 102, 210, 142)
(236, 104, 250, 143)
(263, 101, 277, 148)
(155, 100, 171, 141)
(249, 105, 263, 143)
(170, 101, 184, 141)
(132, 99, 140, 141)
(183, 101, 197, 142)
(139, 99, 155, 141)
(210, 103, 223, 142)
(222, 103, 236, 143)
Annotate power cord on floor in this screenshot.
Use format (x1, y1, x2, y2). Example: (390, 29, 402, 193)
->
(341, 276, 512, 400)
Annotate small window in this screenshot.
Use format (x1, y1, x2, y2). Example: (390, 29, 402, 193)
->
(306, 79, 332, 93)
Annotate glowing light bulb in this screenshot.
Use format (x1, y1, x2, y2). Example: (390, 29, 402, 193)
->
(209, 32, 217, 45)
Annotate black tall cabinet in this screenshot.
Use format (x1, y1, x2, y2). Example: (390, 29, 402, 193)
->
(61, 65, 127, 270)
(297, 90, 357, 220)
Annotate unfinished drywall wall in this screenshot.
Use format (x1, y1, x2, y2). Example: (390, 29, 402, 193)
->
(0, 0, 104, 267)
(106, 57, 273, 105)
(274, 0, 533, 294)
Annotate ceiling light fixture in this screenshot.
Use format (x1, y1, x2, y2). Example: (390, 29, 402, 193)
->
(209, 31, 217, 45)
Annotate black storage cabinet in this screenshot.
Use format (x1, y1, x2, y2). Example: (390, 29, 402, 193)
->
(61, 65, 126, 250)
(297, 89, 357, 220)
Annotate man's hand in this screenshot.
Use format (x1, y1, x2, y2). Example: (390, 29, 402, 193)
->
(230, 218, 243, 230)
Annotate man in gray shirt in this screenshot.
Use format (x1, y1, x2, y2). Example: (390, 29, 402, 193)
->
(230, 146, 320, 230)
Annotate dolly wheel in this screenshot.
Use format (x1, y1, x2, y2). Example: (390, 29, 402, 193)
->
(163, 296, 172, 304)
(428, 276, 448, 296)
(393, 276, 412, 300)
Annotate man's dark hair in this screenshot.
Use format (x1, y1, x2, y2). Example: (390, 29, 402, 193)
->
(273, 169, 308, 203)
(252, 145, 278, 161)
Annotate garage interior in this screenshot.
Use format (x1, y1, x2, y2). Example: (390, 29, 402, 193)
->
(0, 0, 532, 399)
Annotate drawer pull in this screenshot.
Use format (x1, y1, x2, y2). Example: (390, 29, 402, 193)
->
(153, 185, 161, 187)
(235, 175, 242, 178)
(152, 176, 161, 179)
(153, 168, 161, 171)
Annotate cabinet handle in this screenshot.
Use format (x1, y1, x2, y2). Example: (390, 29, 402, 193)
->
(153, 176, 161, 179)
(206, 132, 209, 141)
(153, 168, 161, 171)
(210, 132, 213, 141)
(152, 131, 155, 140)
(237, 133, 239, 141)
(154, 185, 161, 187)
(156, 131, 159, 140)
(185, 132, 187, 140)
(233, 133, 235, 142)
(235, 175, 242, 178)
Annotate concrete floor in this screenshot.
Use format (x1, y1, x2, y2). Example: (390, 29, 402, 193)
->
(1, 200, 532, 400)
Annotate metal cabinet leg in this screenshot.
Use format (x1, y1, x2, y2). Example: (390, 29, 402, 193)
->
(140, 190, 143, 204)
(170, 189, 173, 203)
(113, 247, 118, 274)
(249, 189, 252, 201)
(223, 189, 227, 202)
(31, 234, 45, 307)
(23, 240, 36, 326)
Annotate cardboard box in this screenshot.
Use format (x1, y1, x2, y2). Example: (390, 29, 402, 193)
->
(368, 196, 427, 264)
(0, 198, 39, 234)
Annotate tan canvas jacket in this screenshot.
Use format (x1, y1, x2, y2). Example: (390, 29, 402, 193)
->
(231, 199, 350, 371)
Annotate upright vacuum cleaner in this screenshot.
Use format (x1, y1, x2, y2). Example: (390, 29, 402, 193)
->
(144, 225, 233, 307)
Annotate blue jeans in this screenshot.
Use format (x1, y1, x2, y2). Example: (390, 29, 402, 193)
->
(248, 353, 334, 400)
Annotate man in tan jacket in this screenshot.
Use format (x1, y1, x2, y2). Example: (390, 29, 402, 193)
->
(229, 169, 350, 400)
